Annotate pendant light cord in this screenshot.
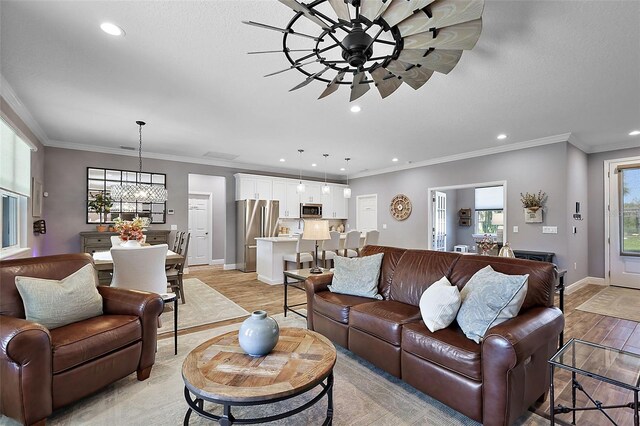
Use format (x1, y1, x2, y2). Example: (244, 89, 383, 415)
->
(136, 120, 146, 176)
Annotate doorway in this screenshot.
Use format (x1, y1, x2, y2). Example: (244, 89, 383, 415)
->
(188, 193, 211, 266)
(606, 157, 640, 289)
(433, 191, 447, 251)
(356, 194, 378, 232)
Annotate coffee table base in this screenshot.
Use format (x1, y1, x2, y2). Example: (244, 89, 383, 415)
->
(183, 372, 334, 425)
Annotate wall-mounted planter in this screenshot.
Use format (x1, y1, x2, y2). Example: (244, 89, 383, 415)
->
(524, 207, 543, 223)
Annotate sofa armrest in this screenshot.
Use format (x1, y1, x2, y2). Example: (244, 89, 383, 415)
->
(304, 273, 333, 330)
(0, 315, 53, 425)
(482, 307, 564, 425)
(97, 286, 164, 374)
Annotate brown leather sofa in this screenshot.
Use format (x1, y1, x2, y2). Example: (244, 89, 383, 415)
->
(0, 254, 164, 426)
(305, 245, 564, 426)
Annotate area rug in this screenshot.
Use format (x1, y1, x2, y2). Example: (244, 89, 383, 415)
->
(576, 286, 640, 322)
(2, 313, 547, 426)
(158, 278, 249, 334)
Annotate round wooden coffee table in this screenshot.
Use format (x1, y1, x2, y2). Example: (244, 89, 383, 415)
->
(182, 327, 336, 425)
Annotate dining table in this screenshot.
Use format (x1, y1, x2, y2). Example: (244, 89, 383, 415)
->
(92, 249, 184, 284)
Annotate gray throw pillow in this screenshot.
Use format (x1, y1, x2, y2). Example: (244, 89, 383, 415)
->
(15, 264, 104, 329)
(457, 265, 528, 343)
(328, 253, 384, 299)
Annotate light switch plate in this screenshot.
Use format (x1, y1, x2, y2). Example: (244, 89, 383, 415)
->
(513, 226, 519, 233)
(382, 224, 387, 229)
(542, 226, 558, 234)
(170, 224, 177, 230)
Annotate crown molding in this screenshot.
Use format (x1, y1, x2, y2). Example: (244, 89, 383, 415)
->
(0, 74, 50, 146)
(44, 139, 341, 181)
(582, 138, 640, 155)
(350, 133, 573, 179)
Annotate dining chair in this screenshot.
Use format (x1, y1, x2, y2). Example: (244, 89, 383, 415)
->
(167, 233, 190, 304)
(319, 231, 340, 268)
(283, 234, 315, 271)
(172, 231, 185, 253)
(339, 230, 361, 258)
(362, 230, 380, 254)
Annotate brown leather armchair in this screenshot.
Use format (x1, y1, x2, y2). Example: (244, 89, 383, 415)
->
(0, 254, 164, 426)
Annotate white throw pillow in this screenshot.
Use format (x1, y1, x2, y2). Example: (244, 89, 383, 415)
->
(15, 264, 103, 329)
(419, 276, 461, 333)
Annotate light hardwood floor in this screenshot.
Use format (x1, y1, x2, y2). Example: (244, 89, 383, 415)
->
(179, 266, 640, 425)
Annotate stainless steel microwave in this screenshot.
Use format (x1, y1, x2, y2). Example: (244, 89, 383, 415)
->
(300, 203, 322, 218)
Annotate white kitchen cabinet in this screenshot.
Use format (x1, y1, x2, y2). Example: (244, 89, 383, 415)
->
(272, 180, 301, 218)
(302, 182, 323, 204)
(322, 184, 348, 218)
(235, 174, 273, 200)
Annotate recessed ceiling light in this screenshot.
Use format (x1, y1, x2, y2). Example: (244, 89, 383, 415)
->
(497, 134, 508, 140)
(279, 158, 285, 162)
(392, 158, 399, 162)
(340, 167, 345, 171)
(100, 22, 125, 36)
(629, 130, 640, 136)
(311, 163, 317, 167)
(350, 105, 361, 113)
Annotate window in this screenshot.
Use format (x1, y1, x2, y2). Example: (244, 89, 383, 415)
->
(474, 186, 504, 235)
(0, 118, 31, 255)
(620, 165, 640, 254)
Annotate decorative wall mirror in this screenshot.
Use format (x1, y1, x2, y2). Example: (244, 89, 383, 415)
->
(86, 167, 167, 224)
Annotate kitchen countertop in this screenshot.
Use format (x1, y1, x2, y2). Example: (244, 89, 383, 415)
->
(255, 237, 298, 242)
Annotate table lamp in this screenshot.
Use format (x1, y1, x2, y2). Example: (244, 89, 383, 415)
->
(302, 219, 330, 274)
(491, 212, 504, 242)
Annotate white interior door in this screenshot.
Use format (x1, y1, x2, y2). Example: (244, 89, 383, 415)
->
(356, 194, 377, 232)
(188, 194, 210, 266)
(609, 161, 640, 289)
(432, 191, 447, 251)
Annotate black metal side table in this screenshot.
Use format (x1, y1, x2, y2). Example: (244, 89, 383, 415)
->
(283, 268, 333, 319)
(549, 338, 640, 425)
(161, 293, 178, 355)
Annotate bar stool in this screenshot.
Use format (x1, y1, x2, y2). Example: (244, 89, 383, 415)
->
(319, 231, 340, 268)
(340, 230, 361, 258)
(361, 230, 380, 254)
(283, 234, 315, 271)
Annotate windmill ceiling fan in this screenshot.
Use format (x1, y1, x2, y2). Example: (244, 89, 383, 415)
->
(243, 0, 484, 101)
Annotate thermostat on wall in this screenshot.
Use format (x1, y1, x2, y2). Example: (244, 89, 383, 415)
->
(167, 209, 175, 215)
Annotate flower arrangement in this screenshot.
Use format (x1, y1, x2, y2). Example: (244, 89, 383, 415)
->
(113, 217, 145, 242)
(477, 234, 497, 255)
(520, 190, 547, 210)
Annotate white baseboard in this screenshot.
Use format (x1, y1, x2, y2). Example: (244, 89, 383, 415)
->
(210, 258, 224, 265)
(257, 274, 284, 285)
(223, 263, 237, 270)
(565, 276, 607, 294)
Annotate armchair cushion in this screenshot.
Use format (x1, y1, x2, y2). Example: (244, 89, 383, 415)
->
(15, 264, 103, 329)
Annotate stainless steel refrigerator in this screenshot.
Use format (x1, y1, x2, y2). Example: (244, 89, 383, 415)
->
(236, 199, 279, 272)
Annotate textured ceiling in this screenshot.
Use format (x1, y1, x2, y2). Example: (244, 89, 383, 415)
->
(1, 0, 639, 179)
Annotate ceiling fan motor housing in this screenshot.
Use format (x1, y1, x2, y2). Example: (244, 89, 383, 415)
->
(341, 24, 374, 67)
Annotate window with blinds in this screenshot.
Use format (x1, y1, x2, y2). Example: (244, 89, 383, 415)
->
(474, 186, 504, 235)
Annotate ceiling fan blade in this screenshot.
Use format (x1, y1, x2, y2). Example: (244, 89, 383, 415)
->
(370, 66, 403, 98)
(328, 0, 351, 22)
(397, 49, 462, 74)
(278, 0, 331, 30)
(289, 66, 331, 91)
(360, 0, 392, 23)
(385, 60, 434, 90)
(402, 18, 482, 50)
(350, 71, 371, 102)
(248, 49, 315, 55)
(381, 0, 435, 28)
(397, 0, 484, 37)
(318, 71, 347, 99)
(264, 58, 320, 77)
(242, 21, 320, 40)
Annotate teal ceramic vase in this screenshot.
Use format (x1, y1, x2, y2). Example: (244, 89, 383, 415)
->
(238, 310, 279, 357)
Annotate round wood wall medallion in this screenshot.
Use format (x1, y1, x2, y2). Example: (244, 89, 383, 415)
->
(390, 194, 412, 221)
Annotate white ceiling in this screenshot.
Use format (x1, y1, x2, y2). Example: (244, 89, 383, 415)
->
(1, 1, 639, 179)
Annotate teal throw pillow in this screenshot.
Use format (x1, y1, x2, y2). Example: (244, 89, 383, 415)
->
(329, 253, 384, 300)
(457, 265, 528, 343)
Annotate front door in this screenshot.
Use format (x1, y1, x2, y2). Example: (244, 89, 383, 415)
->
(432, 191, 447, 251)
(609, 160, 640, 289)
(188, 194, 210, 266)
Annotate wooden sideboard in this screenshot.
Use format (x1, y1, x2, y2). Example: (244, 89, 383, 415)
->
(80, 230, 172, 254)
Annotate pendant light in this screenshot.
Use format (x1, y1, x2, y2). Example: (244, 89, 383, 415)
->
(321, 153, 330, 195)
(343, 157, 351, 199)
(111, 121, 168, 203)
(296, 149, 306, 193)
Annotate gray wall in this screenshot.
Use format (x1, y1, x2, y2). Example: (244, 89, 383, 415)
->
(566, 144, 589, 281)
(455, 188, 476, 250)
(1, 97, 46, 257)
(587, 146, 640, 278)
(188, 174, 226, 262)
(347, 142, 582, 283)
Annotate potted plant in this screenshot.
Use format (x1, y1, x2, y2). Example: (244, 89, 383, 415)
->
(520, 190, 546, 223)
(88, 192, 114, 232)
